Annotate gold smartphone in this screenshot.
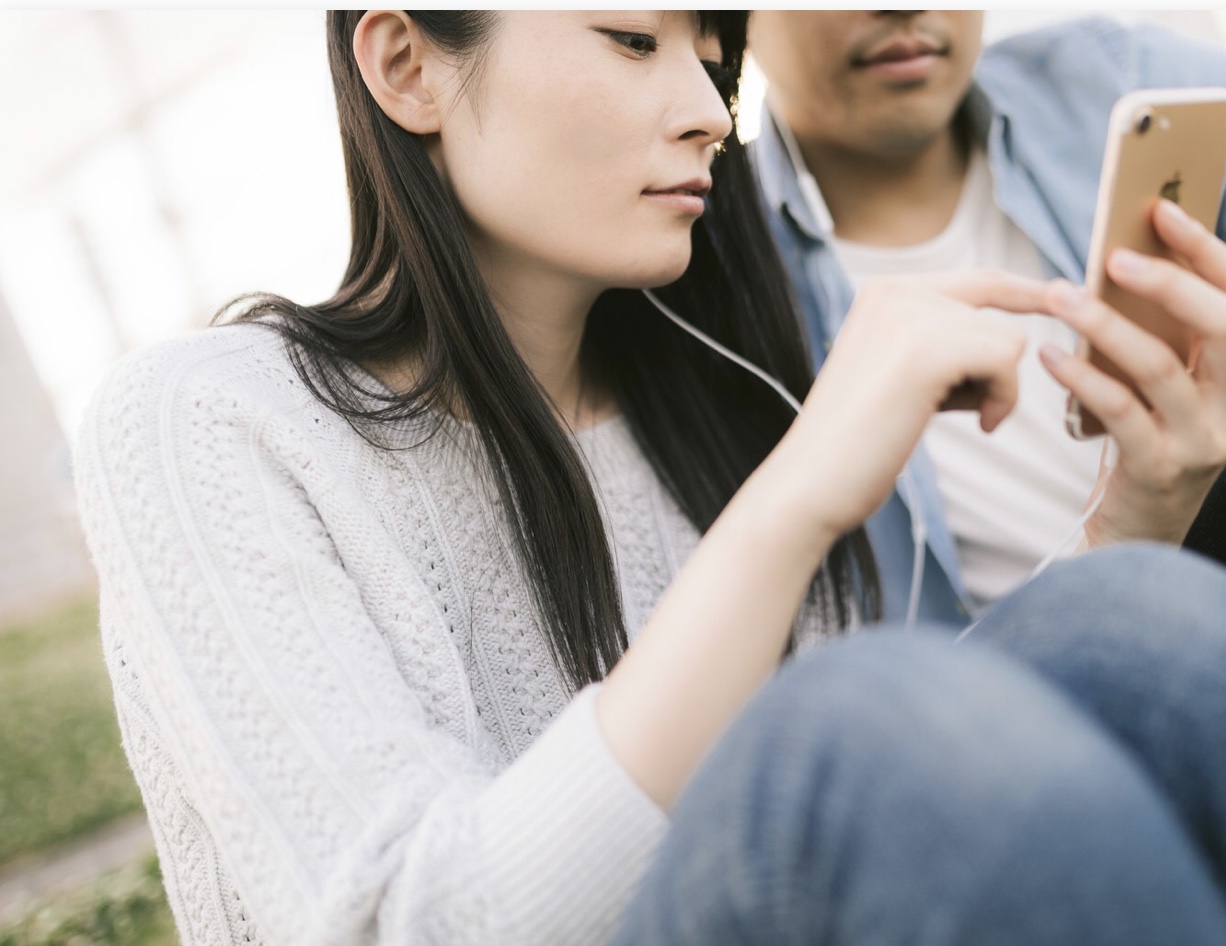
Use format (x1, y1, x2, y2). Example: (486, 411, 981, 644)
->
(1067, 87, 1226, 440)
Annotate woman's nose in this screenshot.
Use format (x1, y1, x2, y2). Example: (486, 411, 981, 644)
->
(667, 59, 735, 151)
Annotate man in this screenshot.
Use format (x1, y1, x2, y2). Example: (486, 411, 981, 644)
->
(748, 11, 1226, 624)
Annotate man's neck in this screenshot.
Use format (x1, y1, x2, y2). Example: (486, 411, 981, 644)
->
(795, 126, 970, 248)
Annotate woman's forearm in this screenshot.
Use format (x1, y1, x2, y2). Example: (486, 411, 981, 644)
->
(597, 271, 1056, 810)
(596, 436, 836, 810)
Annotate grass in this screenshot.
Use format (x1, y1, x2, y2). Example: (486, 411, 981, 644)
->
(0, 855, 177, 946)
(0, 597, 180, 945)
(0, 597, 144, 866)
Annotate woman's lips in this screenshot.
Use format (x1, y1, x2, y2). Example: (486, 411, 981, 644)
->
(642, 191, 706, 215)
(642, 180, 710, 216)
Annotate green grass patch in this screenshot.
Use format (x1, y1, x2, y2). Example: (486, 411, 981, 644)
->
(0, 598, 144, 866)
(0, 855, 177, 946)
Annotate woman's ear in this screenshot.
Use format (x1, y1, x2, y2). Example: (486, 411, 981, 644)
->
(353, 10, 444, 135)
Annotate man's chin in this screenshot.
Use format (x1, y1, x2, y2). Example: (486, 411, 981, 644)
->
(860, 101, 965, 159)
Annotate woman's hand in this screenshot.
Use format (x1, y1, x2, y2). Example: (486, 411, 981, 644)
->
(600, 268, 1052, 810)
(770, 269, 1052, 546)
(1039, 199, 1226, 548)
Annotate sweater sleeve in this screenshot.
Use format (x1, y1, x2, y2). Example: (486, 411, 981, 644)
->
(73, 335, 667, 946)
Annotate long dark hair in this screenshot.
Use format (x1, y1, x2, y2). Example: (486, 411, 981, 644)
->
(220, 11, 879, 690)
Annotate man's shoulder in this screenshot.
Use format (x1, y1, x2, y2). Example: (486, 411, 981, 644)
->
(982, 16, 1135, 65)
(979, 16, 1226, 100)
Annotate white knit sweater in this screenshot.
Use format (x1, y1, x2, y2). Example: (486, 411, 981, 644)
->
(74, 323, 831, 946)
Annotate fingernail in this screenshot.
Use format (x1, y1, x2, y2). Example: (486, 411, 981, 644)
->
(1039, 343, 1069, 367)
(1111, 247, 1150, 277)
(1052, 282, 1089, 313)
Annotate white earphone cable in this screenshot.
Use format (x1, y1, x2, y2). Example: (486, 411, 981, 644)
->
(897, 467, 927, 631)
(643, 288, 1109, 642)
(642, 289, 803, 415)
(643, 288, 930, 631)
(955, 435, 1119, 643)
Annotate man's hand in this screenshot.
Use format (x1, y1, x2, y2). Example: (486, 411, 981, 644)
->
(1039, 199, 1226, 548)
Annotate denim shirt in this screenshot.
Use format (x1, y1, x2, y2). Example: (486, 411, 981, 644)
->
(752, 17, 1226, 625)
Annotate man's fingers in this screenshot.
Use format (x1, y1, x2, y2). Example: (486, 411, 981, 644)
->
(1105, 246, 1226, 341)
(1104, 239, 1226, 384)
(1151, 198, 1226, 291)
(1039, 343, 1161, 456)
(1046, 280, 1203, 430)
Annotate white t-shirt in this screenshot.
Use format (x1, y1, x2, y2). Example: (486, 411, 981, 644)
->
(831, 150, 1105, 612)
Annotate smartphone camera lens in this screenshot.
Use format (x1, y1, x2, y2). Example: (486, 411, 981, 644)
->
(1135, 107, 1154, 135)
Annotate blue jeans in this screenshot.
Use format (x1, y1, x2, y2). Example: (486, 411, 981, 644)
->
(613, 545, 1226, 945)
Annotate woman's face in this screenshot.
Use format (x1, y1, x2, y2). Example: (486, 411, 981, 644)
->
(430, 12, 733, 294)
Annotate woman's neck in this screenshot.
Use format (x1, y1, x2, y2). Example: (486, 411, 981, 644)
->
(368, 244, 618, 431)
(477, 249, 617, 431)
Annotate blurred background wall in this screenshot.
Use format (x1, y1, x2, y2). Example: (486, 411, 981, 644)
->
(0, 10, 1224, 624)
(0, 11, 347, 624)
(0, 289, 92, 621)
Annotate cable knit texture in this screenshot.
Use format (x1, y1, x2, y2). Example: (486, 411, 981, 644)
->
(74, 323, 833, 946)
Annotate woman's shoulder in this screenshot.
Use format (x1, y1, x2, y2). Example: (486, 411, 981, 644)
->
(81, 322, 302, 433)
(74, 321, 469, 510)
(73, 322, 387, 514)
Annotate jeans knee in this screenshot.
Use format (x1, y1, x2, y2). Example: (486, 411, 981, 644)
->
(721, 630, 995, 788)
(682, 630, 1114, 854)
(641, 631, 1226, 946)
(981, 541, 1224, 662)
(995, 542, 1226, 638)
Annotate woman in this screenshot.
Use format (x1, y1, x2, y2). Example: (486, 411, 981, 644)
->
(74, 10, 1226, 946)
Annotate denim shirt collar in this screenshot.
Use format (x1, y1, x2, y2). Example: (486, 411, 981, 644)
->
(755, 105, 832, 245)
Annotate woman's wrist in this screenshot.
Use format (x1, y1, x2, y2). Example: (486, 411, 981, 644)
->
(739, 433, 845, 571)
(596, 432, 843, 809)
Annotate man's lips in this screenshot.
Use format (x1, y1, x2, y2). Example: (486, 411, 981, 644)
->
(856, 36, 945, 66)
(853, 34, 948, 83)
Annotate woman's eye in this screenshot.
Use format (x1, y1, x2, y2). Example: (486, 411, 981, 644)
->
(600, 30, 658, 57)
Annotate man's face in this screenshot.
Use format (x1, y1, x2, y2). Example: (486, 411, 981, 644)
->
(749, 11, 984, 159)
